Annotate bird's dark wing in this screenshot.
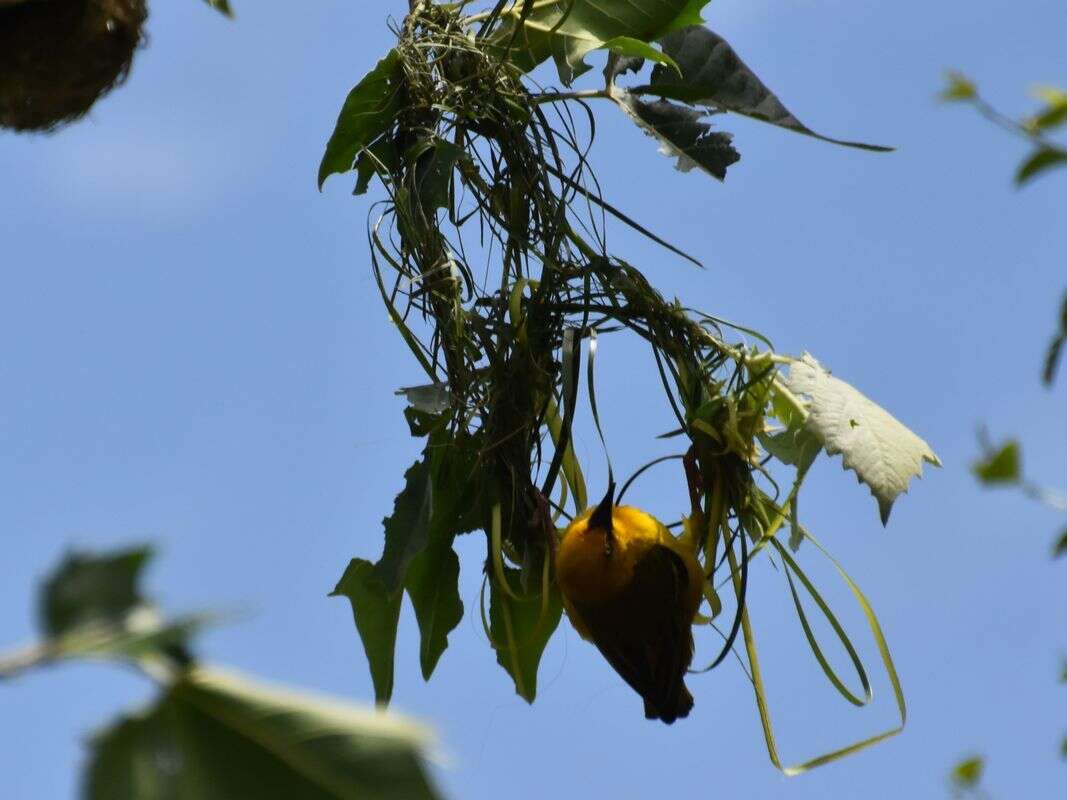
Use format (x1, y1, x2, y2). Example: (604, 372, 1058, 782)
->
(585, 543, 696, 723)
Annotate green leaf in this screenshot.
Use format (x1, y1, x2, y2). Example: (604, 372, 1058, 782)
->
(1027, 86, 1067, 132)
(972, 440, 1021, 485)
(611, 90, 740, 180)
(40, 546, 152, 637)
(403, 406, 446, 438)
(599, 37, 680, 75)
(1044, 334, 1064, 386)
(29, 545, 204, 667)
(640, 27, 891, 152)
(374, 454, 434, 593)
(405, 544, 463, 680)
(331, 560, 402, 706)
(488, 567, 562, 703)
(940, 71, 977, 102)
(319, 49, 404, 189)
(85, 667, 441, 800)
(950, 755, 984, 788)
(1061, 734, 1067, 760)
(354, 138, 398, 197)
(493, 0, 708, 85)
(782, 353, 941, 524)
(1052, 527, 1067, 559)
(427, 433, 490, 539)
(655, 0, 712, 37)
(1047, 293, 1067, 387)
(760, 425, 821, 474)
(413, 140, 466, 213)
(201, 0, 233, 17)
(374, 431, 486, 594)
(337, 432, 484, 694)
(1015, 147, 1067, 187)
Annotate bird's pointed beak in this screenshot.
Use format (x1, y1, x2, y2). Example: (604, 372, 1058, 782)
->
(588, 480, 616, 538)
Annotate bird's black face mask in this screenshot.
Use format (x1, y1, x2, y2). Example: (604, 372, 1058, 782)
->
(589, 481, 616, 555)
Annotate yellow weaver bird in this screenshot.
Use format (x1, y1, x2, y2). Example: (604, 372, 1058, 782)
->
(555, 483, 704, 723)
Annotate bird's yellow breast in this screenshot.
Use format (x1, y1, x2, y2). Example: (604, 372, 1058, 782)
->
(555, 505, 702, 640)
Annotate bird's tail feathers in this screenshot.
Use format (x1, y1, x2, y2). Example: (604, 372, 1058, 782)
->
(643, 683, 694, 724)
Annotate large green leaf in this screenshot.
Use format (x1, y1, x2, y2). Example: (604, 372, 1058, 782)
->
(337, 429, 487, 696)
(85, 667, 441, 800)
(331, 560, 403, 705)
(488, 567, 562, 703)
(373, 432, 486, 595)
(318, 49, 404, 189)
(782, 353, 940, 525)
(492, 0, 709, 85)
(374, 454, 434, 594)
(405, 543, 463, 680)
(636, 26, 891, 151)
(612, 89, 740, 180)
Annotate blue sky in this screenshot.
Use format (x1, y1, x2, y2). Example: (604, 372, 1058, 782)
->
(1, 1, 1064, 797)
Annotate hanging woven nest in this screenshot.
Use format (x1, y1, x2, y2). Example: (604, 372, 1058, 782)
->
(0, 0, 148, 132)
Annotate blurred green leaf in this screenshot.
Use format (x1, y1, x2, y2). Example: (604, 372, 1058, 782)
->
(972, 441, 1021, 485)
(940, 71, 977, 102)
(950, 755, 984, 788)
(1052, 528, 1067, 559)
(201, 0, 233, 17)
(55, 616, 209, 664)
(488, 567, 562, 703)
(41, 547, 152, 638)
(1043, 292, 1067, 386)
(405, 544, 463, 680)
(29, 546, 202, 668)
(1045, 334, 1064, 386)
(319, 49, 403, 189)
(85, 667, 441, 800)
(331, 560, 402, 705)
(1015, 147, 1067, 187)
(1027, 86, 1067, 132)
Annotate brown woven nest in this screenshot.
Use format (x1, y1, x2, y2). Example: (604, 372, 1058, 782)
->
(0, 0, 148, 132)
